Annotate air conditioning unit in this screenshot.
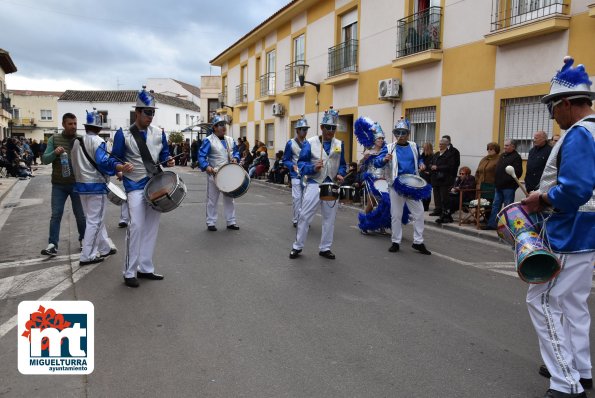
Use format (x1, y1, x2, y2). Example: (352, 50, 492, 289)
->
(272, 102, 285, 117)
(378, 78, 401, 100)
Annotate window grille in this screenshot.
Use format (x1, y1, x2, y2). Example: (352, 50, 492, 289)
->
(406, 106, 436, 149)
(501, 96, 552, 157)
(265, 123, 274, 149)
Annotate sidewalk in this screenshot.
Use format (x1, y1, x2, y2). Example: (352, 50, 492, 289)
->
(251, 178, 504, 244)
(0, 164, 49, 203)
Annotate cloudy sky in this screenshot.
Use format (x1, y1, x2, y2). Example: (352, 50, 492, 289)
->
(1, 0, 289, 91)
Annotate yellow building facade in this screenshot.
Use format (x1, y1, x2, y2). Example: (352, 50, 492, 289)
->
(8, 90, 63, 142)
(210, 0, 595, 171)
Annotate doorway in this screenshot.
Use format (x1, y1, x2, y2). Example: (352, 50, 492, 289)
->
(335, 114, 353, 164)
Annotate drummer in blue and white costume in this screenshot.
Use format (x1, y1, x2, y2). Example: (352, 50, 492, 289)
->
(289, 107, 346, 260)
(282, 116, 309, 227)
(198, 114, 241, 231)
(376, 118, 431, 255)
(522, 56, 595, 398)
(110, 87, 174, 288)
(71, 109, 124, 265)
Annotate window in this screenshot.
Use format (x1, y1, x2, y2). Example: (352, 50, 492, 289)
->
(500, 96, 553, 157)
(176, 114, 180, 125)
(265, 123, 274, 149)
(406, 106, 436, 149)
(292, 35, 305, 86)
(40, 109, 52, 121)
(12, 108, 20, 119)
(98, 110, 108, 126)
(240, 126, 247, 138)
(266, 50, 276, 74)
(491, 0, 564, 31)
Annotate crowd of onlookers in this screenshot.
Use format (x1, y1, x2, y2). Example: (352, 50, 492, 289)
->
(0, 136, 42, 178)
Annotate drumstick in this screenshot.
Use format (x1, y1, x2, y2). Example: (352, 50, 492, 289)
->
(505, 165, 529, 197)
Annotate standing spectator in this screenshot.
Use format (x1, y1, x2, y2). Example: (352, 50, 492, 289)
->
(30, 139, 40, 165)
(525, 131, 552, 193)
(484, 138, 522, 230)
(549, 133, 561, 146)
(237, 137, 246, 156)
(190, 139, 199, 169)
(268, 150, 288, 184)
(430, 137, 458, 222)
(40, 113, 86, 256)
(442, 135, 460, 180)
(474, 142, 500, 190)
(521, 55, 595, 398)
(419, 142, 434, 211)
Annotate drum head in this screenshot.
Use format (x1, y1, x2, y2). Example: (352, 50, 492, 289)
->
(216, 164, 248, 193)
(398, 174, 426, 188)
(373, 179, 389, 193)
(145, 172, 176, 198)
(107, 181, 126, 200)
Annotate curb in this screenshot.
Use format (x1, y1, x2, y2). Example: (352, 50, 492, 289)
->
(0, 178, 19, 204)
(250, 178, 505, 245)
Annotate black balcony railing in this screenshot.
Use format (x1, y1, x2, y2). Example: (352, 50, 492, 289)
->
(284, 61, 304, 91)
(235, 83, 248, 105)
(327, 39, 358, 78)
(259, 72, 276, 97)
(490, 0, 566, 31)
(1, 93, 11, 113)
(396, 6, 442, 58)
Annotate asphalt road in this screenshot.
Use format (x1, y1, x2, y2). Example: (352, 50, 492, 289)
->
(0, 166, 593, 398)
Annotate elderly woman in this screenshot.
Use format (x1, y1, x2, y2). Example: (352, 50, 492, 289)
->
(474, 142, 500, 189)
(438, 166, 476, 223)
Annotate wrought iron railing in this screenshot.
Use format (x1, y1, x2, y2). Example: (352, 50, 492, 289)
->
(284, 61, 305, 91)
(396, 7, 442, 58)
(235, 83, 248, 105)
(327, 39, 358, 78)
(259, 72, 276, 97)
(0, 92, 11, 113)
(490, 0, 566, 31)
(218, 88, 227, 107)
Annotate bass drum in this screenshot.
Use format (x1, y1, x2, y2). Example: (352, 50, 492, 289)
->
(215, 163, 251, 198)
(144, 171, 187, 213)
(107, 181, 127, 206)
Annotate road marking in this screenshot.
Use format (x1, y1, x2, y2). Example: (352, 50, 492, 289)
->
(0, 261, 98, 339)
(0, 264, 71, 300)
(0, 179, 31, 232)
(0, 254, 80, 270)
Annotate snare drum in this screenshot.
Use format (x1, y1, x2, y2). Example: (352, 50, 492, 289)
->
(393, 174, 432, 200)
(373, 179, 389, 193)
(319, 182, 339, 201)
(339, 186, 355, 204)
(215, 163, 251, 198)
(143, 171, 187, 213)
(107, 181, 127, 206)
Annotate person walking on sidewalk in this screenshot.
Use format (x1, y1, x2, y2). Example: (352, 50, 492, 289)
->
(522, 56, 595, 398)
(282, 116, 309, 227)
(40, 113, 86, 256)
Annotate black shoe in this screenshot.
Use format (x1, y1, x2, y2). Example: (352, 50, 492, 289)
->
(319, 250, 335, 259)
(293, 222, 297, 228)
(443, 216, 454, 223)
(207, 225, 217, 231)
(543, 389, 587, 398)
(289, 249, 302, 259)
(79, 257, 104, 266)
(435, 217, 444, 224)
(412, 243, 431, 255)
(227, 224, 240, 230)
(118, 222, 128, 228)
(429, 210, 442, 216)
(137, 272, 164, 280)
(539, 365, 592, 389)
(124, 277, 139, 288)
(41, 244, 58, 256)
(100, 248, 117, 258)
(388, 243, 400, 252)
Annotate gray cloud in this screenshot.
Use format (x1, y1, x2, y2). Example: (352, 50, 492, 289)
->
(1, 0, 289, 89)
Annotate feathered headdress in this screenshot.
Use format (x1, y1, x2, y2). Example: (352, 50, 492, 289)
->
(354, 116, 376, 148)
(134, 85, 158, 108)
(542, 56, 595, 103)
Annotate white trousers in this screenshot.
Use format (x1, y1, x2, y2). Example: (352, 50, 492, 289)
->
(527, 251, 595, 394)
(389, 189, 425, 244)
(79, 194, 111, 262)
(291, 178, 303, 224)
(124, 190, 161, 278)
(293, 183, 338, 252)
(120, 201, 129, 223)
(206, 175, 236, 227)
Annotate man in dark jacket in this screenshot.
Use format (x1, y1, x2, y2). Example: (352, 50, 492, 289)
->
(442, 135, 460, 180)
(525, 131, 552, 193)
(430, 137, 459, 222)
(484, 138, 523, 230)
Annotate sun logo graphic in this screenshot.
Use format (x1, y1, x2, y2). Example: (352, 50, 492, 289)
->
(18, 301, 94, 374)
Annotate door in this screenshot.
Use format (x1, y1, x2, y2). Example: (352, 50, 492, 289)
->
(334, 114, 353, 164)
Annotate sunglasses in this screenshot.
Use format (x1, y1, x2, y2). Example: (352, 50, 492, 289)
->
(546, 99, 562, 119)
(322, 125, 337, 131)
(297, 127, 309, 132)
(141, 109, 155, 117)
(392, 129, 408, 136)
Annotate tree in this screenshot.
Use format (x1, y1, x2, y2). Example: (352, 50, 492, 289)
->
(168, 131, 184, 144)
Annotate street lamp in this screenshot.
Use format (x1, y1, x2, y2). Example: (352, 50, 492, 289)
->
(295, 63, 321, 127)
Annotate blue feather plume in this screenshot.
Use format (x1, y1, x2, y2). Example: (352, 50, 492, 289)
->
(86, 110, 94, 124)
(354, 116, 375, 148)
(138, 89, 153, 106)
(358, 191, 392, 232)
(553, 57, 593, 88)
(393, 177, 432, 200)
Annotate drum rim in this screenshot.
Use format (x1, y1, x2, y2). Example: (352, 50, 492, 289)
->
(215, 163, 250, 193)
(397, 173, 427, 188)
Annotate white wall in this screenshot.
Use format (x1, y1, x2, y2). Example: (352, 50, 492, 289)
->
(292, 11, 307, 32)
(276, 36, 291, 92)
(402, 63, 443, 100)
(440, 90, 495, 173)
(443, 0, 493, 48)
(306, 13, 335, 85)
(146, 78, 200, 106)
(333, 81, 358, 109)
(570, 0, 592, 14)
(359, 0, 400, 71)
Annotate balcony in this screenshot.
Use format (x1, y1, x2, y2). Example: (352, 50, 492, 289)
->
(234, 83, 248, 108)
(324, 40, 359, 86)
(282, 61, 306, 96)
(258, 72, 276, 102)
(485, 0, 569, 46)
(588, 3, 595, 17)
(393, 7, 443, 69)
(216, 91, 229, 114)
(1, 92, 11, 113)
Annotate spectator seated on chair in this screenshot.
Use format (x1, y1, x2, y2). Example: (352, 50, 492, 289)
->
(268, 150, 289, 184)
(248, 151, 270, 178)
(438, 166, 476, 224)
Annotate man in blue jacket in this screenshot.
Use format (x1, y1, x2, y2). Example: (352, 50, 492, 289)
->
(283, 117, 309, 227)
